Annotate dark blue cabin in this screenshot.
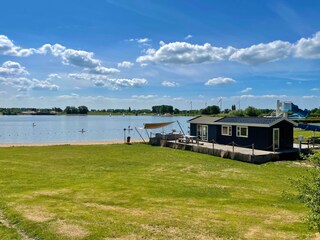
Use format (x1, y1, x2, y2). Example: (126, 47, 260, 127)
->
(188, 116, 297, 151)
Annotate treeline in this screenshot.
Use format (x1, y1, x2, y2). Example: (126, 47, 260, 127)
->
(1, 104, 319, 117)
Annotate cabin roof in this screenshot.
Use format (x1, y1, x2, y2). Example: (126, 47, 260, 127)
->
(187, 116, 223, 124)
(189, 116, 298, 127)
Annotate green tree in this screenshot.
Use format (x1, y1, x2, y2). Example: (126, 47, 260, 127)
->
(64, 106, 79, 114)
(245, 106, 260, 116)
(295, 151, 320, 231)
(78, 105, 89, 114)
(200, 105, 220, 115)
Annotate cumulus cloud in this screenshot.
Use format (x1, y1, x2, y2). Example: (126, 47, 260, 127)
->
(89, 66, 120, 75)
(68, 73, 147, 90)
(161, 81, 179, 87)
(0, 35, 36, 57)
(132, 94, 157, 99)
(229, 41, 292, 65)
(0, 61, 29, 76)
(0, 76, 59, 91)
(48, 73, 61, 79)
(117, 61, 134, 68)
(137, 42, 236, 64)
(240, 87, 252, 93)
(205, 77, 236, 86)
(129, 38, 151, 45)
(294, 32, 320, 59)
(185, 34, 193, 40)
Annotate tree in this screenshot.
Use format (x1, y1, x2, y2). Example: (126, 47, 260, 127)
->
(200, 105, 220, 115)
(64, 106, 79, 114)
(245, 106, 260, 117)
(231, 104, 236, 111)
(78, 105, 89, 114)
(294, 151, 320, 231)
(152, 105, 174, 114)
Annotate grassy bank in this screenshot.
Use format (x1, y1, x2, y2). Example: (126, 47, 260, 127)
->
(0, 144, 316, 239)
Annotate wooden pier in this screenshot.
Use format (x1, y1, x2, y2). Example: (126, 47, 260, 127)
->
(164, 140, 303, 164)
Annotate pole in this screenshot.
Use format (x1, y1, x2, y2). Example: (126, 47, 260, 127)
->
(252, 144, 254, 155)
(176, 120, 185, 135)
(135, 127, 145, 143)
(123, 128, 126, 143)
(232, 141, 234, 152)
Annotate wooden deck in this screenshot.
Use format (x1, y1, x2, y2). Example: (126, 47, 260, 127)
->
(164, 140, 302, 164)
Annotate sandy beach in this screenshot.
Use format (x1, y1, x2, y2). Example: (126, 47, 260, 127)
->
(0, 139, 145, 148)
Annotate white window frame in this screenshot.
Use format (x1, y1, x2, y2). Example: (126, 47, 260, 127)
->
(236, 126, 248, 138)
(221, 125, 232, 136)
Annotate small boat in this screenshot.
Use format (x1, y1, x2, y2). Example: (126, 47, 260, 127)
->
(79, 128, 86, 133)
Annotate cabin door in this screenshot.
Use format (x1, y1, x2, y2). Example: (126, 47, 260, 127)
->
(198, 125, 208, 141)
(273, 128, 280, 150)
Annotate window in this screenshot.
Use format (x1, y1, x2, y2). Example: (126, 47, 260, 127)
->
(236, 126, 248, 138)
(221, 125, 232, 136)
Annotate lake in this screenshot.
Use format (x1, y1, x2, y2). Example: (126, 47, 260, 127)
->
(0, 115, 191, 144)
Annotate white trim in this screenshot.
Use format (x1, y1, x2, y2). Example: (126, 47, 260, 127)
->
(236, 126, 248, 138)
(273, 128, 280, 150)
(197, 124, 208, 141)
(221, 125, 232, 136)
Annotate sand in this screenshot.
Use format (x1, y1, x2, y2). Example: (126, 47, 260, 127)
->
(0, 139, 145, 148)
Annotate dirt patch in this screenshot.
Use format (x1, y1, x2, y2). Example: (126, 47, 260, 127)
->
(54, 220, 89, 239)
(244, 225, 297, 239)
(15, 205, 55, 222)
(263, 209, 303, 224)
(84, 203, 145, 216)
(31, 188, 71, 197)
(105, 234, 142, 240)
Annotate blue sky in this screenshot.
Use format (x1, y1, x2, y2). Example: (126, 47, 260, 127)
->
(0, 0, 319, 110)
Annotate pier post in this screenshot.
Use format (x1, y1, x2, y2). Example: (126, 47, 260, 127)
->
(232, 141, 234, 152)
(252, 144, 254, 155)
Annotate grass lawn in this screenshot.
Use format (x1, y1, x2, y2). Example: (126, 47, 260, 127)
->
(0, 144, 317, 239)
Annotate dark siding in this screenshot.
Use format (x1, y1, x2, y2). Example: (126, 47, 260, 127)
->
(189, 119, 294, 151)
(190, 123, 197, 136)
(208, 125, 217, 142)
(273, 121, 294, 149)
(216, 125, 270, 150)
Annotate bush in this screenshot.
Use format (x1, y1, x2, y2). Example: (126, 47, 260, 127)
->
(295, 151, 320, 232)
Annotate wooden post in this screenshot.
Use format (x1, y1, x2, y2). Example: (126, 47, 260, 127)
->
(273, 143, 275, 153)
(307, 139, 310, 149)
(232, 141, 234, 152)
(212, 140, 214, 150)
(252, 144, 254, 155)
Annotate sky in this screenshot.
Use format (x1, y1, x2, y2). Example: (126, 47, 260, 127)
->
(0, 0, 319, 111)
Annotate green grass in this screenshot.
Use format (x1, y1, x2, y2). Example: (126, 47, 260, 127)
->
(0, 144, 316, 239)
(294, 128, 320, 139)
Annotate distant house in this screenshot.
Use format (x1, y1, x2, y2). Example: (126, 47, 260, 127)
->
(188, 116, 297, 151)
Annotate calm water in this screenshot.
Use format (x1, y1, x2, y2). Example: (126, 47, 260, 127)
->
(0, 115, 191, 144)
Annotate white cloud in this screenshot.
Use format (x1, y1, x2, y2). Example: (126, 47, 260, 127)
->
(0, 76, 59, 91)
(0, 61, 29, 76)
(89, 66, 120, 75)
(302, 95, 319, 99)
(185, 34, 193, 40)
(132, 94, 157, 99)
(161, 81, 179, 87)
(0, 35, 36, 57)
(311, 88, 319, 91)
(294, 32, 320, 59)
(38, 43, 118, 75)
(137, 42, 236, 64)
(229, 41, 292, 65)
(68, 73, 148, 90)
(105, 78, 148, 90)
(48, 73, 61, 79)
(240, 87, 252, 93)
(117, 61, 134, 68)
(137, 38, 150, 43)
(237, 94, 287, 99)
(205, 77, 236, 86)
(61, 49, 100, 68)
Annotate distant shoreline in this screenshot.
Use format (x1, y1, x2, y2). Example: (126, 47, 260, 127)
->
(0, 139, 145, 148)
